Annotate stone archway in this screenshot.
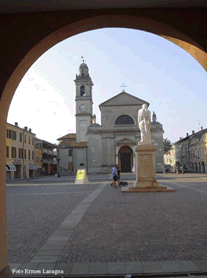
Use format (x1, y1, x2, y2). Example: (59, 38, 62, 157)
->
(118, 146, 133, 172)
(198, 162, 201, 173)
(201, 161, 205, 173)
(0, 8, 207, 276)
(191, 162, 194, 170)
(194, 162, 198, 173)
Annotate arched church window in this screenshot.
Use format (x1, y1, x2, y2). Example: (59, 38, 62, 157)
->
(80, 85, 85, 96)
(115, 115, 134, 125)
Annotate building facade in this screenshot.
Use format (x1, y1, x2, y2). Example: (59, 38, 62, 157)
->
(169, 128, 207, 173)
(57, 61, 164, 175)
(35, 138, 57, 175)
(164, 146, 176, 172)
(34, 146, 43, 176)
(6, 122, 37, 180)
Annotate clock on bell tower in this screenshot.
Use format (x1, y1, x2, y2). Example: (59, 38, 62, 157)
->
(74, 60, 94, 142)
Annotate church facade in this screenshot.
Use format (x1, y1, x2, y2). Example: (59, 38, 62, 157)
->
(57, 62, 164, 174)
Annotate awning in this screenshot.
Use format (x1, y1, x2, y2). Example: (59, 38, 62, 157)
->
(6, 164, 16, 171)
(29, 164, 38, 170)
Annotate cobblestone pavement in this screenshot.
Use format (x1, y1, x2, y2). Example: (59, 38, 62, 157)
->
(6, 183, 99, 263)
(57, 180, 207, 263)
(7, 172, 207, 184)
(7, 174, 207, 266)
(6, 173, 114, 184)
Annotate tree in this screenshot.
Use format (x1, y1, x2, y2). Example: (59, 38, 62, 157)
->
(163, 138, 172, 154)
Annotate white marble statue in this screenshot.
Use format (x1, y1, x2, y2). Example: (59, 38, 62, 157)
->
(138, 104, 151, 145)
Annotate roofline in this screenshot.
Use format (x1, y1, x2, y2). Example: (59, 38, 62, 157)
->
(35, 138, 56, 147)
(173, 127, 207, 144)
(57, 133, 76, 140)
(6, 122, 36, 135)
(99, 92, 150, 108)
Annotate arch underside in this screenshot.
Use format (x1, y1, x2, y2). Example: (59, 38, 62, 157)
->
(162, 36, 207, 70)
(1, 10, 207, 109)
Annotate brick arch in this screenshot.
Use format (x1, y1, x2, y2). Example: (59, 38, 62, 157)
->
(0, 10, 207, 275)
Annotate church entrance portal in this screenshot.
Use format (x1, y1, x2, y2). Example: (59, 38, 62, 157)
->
(119, 146, 133, 172)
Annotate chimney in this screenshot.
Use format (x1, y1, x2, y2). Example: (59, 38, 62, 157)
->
(201, 126, 203, 130)
(186, 133, 189, 137)
(24, 126, 28, 131)
(192, 130, 195, 134)
(15, 122, 18, 127)
(29, 128, 32, 132)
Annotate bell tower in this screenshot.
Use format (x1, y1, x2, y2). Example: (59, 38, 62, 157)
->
(74, 60, 93, 142)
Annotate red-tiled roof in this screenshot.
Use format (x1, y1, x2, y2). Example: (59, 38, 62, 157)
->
(59, 141, 87, 147)
(57, 133, 76, 140)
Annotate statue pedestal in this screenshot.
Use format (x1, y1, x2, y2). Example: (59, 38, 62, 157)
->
(122, 144, 175, 193)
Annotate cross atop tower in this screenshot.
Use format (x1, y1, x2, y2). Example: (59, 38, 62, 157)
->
(81, 56, 85, 63)
(120, 83, 126, 92)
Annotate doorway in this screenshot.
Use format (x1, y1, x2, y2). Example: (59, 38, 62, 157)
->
(14, 165, 21, 179)
(118, 146, 133, 172)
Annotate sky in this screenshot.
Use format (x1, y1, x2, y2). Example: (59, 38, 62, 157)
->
(7, 28, 207, 145)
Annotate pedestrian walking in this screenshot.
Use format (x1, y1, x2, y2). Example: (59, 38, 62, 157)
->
(176, 166, 179, 175)
(111, 164, 118, 188)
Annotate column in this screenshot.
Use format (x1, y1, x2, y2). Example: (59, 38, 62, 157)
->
(102, 138, 107, 165)
(116, 146, 119, 165)
(133, 153, 135, 172)
(0, 115, 12, 277)
(106, 138, 111, 166)
(110, 138, 115, 166)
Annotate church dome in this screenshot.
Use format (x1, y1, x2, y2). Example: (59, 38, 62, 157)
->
(79, 62, 88, 70)
(78, 61, 89, 77)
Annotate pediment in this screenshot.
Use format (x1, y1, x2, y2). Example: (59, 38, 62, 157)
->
(116, 137, 134, 144)
(99, 92, 149, 108)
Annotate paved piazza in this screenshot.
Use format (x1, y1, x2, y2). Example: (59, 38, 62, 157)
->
(6, 173, 207, 275)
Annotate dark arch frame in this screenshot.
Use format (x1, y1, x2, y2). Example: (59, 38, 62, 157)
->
(0, 9, 207, 275)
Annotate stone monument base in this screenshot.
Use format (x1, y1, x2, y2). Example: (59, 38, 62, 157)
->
(122, 144, 175, 193)
(122, 185, 175, 193)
